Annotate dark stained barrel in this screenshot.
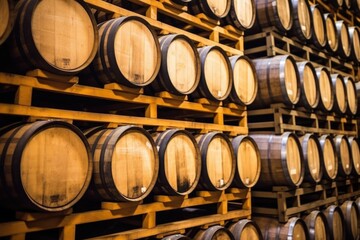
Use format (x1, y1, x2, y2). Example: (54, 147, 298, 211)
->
(231, 135, 261, 188)
(86, 126, 159, 202)
(152, 34, 201, 95)
(318, 135, 338, 180)
(340, 201, 360, 240)
(194, 225, 235, 240)
(0, 121, 92, 212)
(251, 55, 300, 108)
(253, 0, 293, 33)
(189, 0, 231, 19)
(90, 16, 161, 87)
(196, 132, 236, 191)
(302, 210, 329, 240)
(299, 134, 323, 184)
(152, 129, 201, 196)
(228, 55, 258, 105)
(289, 0, 313, 43)
(10, 0, 98, 75)
(224, 0, 256, 31)
(192, 46, 233, 101)
(315, 67, 334, 112)
(323, 205, 346, 240)
(228, 219, 263, 240)
(254, 217, 309, 240)
(251, 132, 304, 188)
(335, 20, 351, 59)
(296, 61, 319, 109)
(310, 5, 327, 49)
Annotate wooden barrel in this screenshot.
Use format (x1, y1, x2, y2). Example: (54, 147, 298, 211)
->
(356, 197, 360, 216)
(302, 210, 329, 240)
(332, 0, 345, 7)
(171, 0, 192, 5)
(315, 67, 334, 112)
(224, 0, 256, 31)
(250, 132, 304, 188)
(228, 219, 263, 240)
(231, 135, 261, 188)
(289, 0, 312, 43)
(189, 0, 231, 19)
(310, 5, 327, 49)
(151, 34, 201, 95)
(353, 0, 360, 15)
(253, 0, 293, 33)
(318, 135, 338, 180)
(334, 135, 352, 177)
(331, 74, 347, 115)
(10, 0, 98, 75)
(0, 0, 15, 45)
(251, 55, 300, 108)
(296, 61, 320, 109)
(335, 21, 351, 59)
(299, 134, 323, 184)
(344, 76, 358, 115)
(192, 46, 233, 101)
(90, 16, 161, 87)
(348, 137, 360, 176)
(0, 121, 92, 212)
(194, 225, 235, 240)
(86, 126, 159, 201)
(161, 234, 191, 240)
(349, 26, 360, 63)
(323, 205, 346, 240)
(152, 129, 201, 196)
(196, 132, 236, 191)
(254, 217, 309, 240)
(340, 201, 360, 240)
(345, 0, 352, 8)
(324, 14, 338, 54)
(228, 55, 258, 105)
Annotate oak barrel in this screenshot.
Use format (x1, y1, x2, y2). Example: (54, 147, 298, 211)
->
(323, 205, 346, 240)
(10, 0, 98, 75)
(348, 137, 360, 176)
(289, 0, 312, 42)
(228, 55, 258, 105)
(228, 219, 263, 240)
(344, 76, 358, 115)
(331, 74, 347, 115)
(335, 20, 351, 59)
(224, 0, 256, 31)
(330, 0, 344, 8)
(253, 0, 293, 33)
(345, 0, 352, 8)
(324, 13, 338, 53)
(299, 134, 323, 184)
(318, 135, 338, 180)
(349, 26, 360, 63)
(310, 5, 327, 49)
(296, 61, 320, 109)
(254, 217, 309, 240)
(302, 210, 329, 240)
(151, 34, 200, 95)
(334, 135, 352, 177)
(196, 132, 236, 191)
(231, 135, 261, 188)
(340, 201, 360, 240)
(0, 121, 92, 212)
(192, 46, 233, 101)
(90, 16, 161, 87)
(356, 197, 360, 216)
(0, 0, 15, 45)
(152, 129, 201, 196)
(86, 126, 159, 201)
(251, 55, 300, 108)
(189, 0, 231, 19)
(315, 67, 334, 112)
(161, 234, 191, 240)
(194, 225, 235, 240)
(250, 132, 304, 188)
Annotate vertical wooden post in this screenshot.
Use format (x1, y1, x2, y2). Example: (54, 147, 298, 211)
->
(146, 5, 157, 20)
(143, 212, 156, 229)
(60, 225, 76, 240)
(15, 86, 32, 106)
(145, 103, 157, 118)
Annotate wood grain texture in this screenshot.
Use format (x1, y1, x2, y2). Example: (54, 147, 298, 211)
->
(325, 14, 338, 53)
(323, 205, 346, 240)
(336, 20, 351, 58)
(319, 135, 338, 180)
(344, 76, 358, 115)
(0, 0, 14, 45)
(290, 0, 312, 42)
(228, 219, 262, 240)
(340, 201, 359, 240)
(194, 225, 234, 240)
(349, 27, 360, 63)
(297, 61, 319, 109)
(0, 121, 92, 212)
(332, 74, 347, 115)
(310, 5, 326, 48)
(316, 67, 334, 112)
(302, 211, 328, 240)
(348, 137, 360, 175)
(225, 0, 256, 30)
(334, 135, 352, 177)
